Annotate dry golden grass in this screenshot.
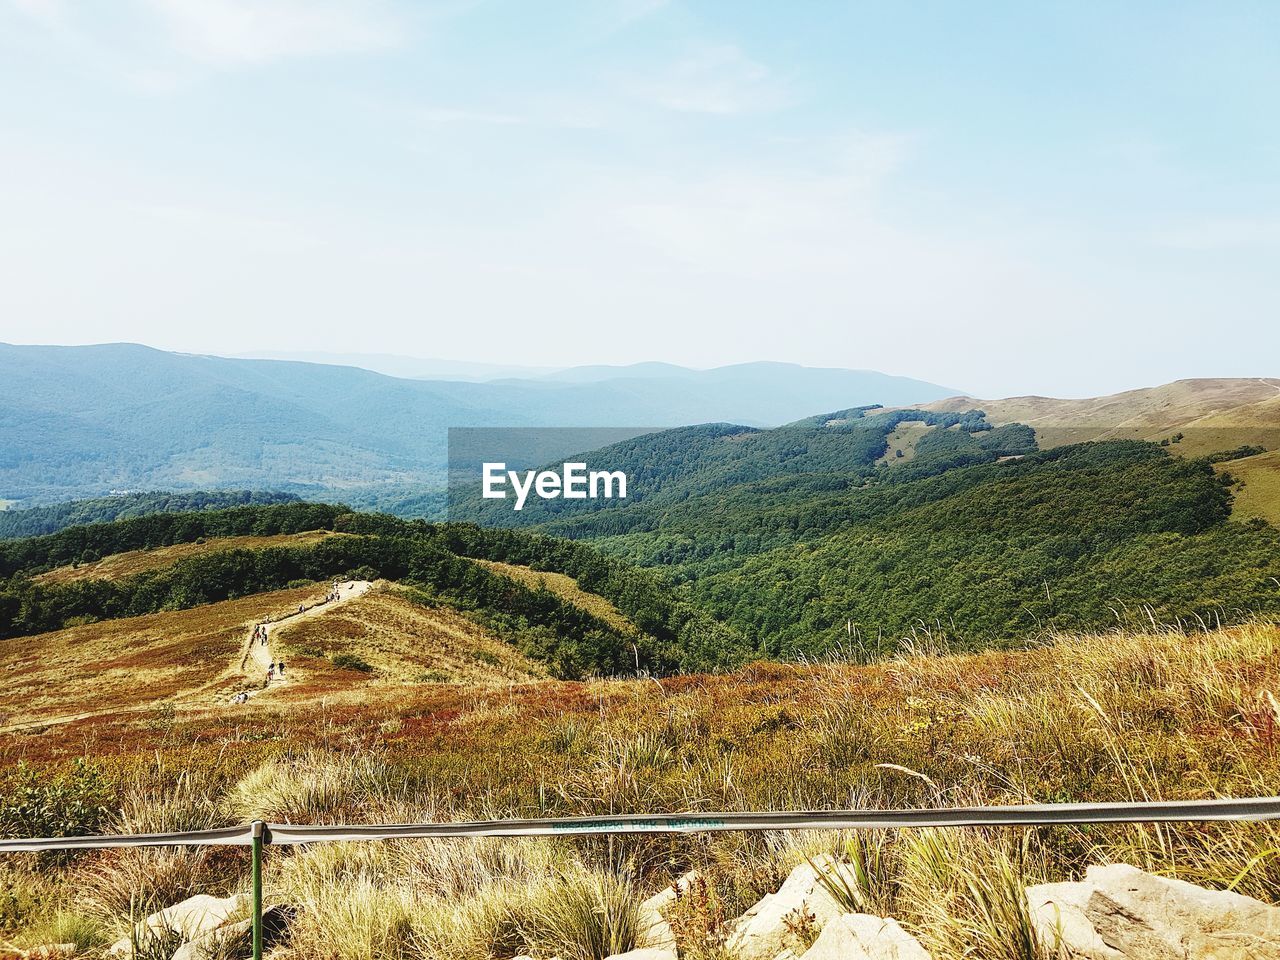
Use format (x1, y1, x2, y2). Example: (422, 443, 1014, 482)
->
(270, 587, 545, 690)
(4, 614, 1280, 959)
(473, 559, 639, 635)
(920, 377, 1280, 456)
(0, 584, 327, 731)
(34, 530, 345, 585)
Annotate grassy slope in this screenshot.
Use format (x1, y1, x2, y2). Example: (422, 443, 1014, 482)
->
(1219, 448, 1280, 525)
(272, 587, 545, 689)
(924, 377, 1280, 456)
(472, 559, 639, 635)
(0, 582, 541, 733)
(0, 584, 323, 731)
(33, 530, 343, 585)
(3, 620, 1279, 956)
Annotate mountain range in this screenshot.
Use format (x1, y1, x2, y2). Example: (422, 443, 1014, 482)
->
(0, 342, 957, 510)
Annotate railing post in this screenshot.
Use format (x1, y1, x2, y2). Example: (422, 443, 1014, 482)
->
(251, 820, 265, 960)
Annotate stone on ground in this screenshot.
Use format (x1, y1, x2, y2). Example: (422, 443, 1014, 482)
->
(108, 894, 248, 956)
(1029, 864, 1280, 959)
(725, 858, 853, 960)
(801, 914, 931, 960)
(637, 869, 699, 950)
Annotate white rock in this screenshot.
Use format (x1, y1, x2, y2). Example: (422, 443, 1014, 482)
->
(108, 894, 250, 957)
(602, 950, 676, 960)
(638, 869, 699, 950)
(725, 859, 852, 960)
(802, 914, 931, 960)
(1083, 863, 1280, 959)
(1026, 881, 1124, 960)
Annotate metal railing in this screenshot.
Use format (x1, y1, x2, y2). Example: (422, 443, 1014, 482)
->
(5, 797, 1280, 960)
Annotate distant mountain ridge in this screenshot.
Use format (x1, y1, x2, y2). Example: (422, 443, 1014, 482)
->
(918, 378, 1280, 456)
(0, 343, 956, 510)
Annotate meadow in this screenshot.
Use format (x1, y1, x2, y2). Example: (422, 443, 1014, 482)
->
(3, 614, 1278, 959)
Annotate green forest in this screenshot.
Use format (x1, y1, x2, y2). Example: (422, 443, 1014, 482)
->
(0, 490, 299, 539)
(0, 503, 743, 678)
(2, 411, 1278, 674)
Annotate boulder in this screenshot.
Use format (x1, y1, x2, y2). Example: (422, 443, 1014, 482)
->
(108, 894, 249, 955)
(1028, 864, 1280, 959)
(1026, 880, 1124, 960)
(602, 951, 676, 960)
(169, 905, 297, 960)
(1085, 863, 1280, 959)
(637, 869, 699, 950)
(802, 914, 931, 960)
(725, 859, 853, 960)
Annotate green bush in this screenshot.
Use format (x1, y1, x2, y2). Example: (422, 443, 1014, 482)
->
(0, 759, 111, 839)
(332, 653, 373, 673)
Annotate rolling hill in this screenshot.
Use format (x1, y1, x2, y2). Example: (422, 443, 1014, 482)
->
(919, 377, 1280, 455)
(918, 377, 1280, 527)
(0, 343, 957, 511)
(477, 410, 1280, 656)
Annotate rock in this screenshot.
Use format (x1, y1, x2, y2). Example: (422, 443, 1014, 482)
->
(725, 858, 853, 960)
(638, 869, 699, 950)
(1026, 881, 1124, 960)
(151, 893, 248, 940)
(602, 951, 676, 960)
(1084, 863, 1280, 959)
(802, 914, 931, 960)
(169, 905, 297, 960)
(108, 894, 250, 955)
(1028, 864, 1280, 959)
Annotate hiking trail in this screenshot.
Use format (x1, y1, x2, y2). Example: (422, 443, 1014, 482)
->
(233, 579, 372, 701)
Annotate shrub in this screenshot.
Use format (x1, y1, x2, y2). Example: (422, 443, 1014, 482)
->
(0, 759, 111, 839)
(22, 910, 110, 951)
(331, 653, 373, 673)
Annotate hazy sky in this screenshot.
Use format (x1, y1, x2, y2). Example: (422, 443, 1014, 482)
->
(1, 1, 1277, 397)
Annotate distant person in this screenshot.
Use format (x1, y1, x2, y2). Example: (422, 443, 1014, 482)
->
(277, 660, 286, 677)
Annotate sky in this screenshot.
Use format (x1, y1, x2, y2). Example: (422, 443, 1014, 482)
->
(0, 0, 1277, 398)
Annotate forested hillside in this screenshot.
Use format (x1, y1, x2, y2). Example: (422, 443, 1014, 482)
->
(452, 405, 1037, 526)
(0, 503, 747, 678)
(0, 490, 297, 539)
(508, 418, 1280, 656)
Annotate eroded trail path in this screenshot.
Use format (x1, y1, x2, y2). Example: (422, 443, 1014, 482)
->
(233, 579, 372, 700)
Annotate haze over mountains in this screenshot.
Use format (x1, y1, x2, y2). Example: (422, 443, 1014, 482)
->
(0, 342, 957, 509)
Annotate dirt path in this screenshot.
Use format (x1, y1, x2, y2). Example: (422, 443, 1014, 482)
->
(232, 580, 371, 701)
(0, 581, 376, 734)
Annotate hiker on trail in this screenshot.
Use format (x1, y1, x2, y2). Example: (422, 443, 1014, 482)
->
(266, 664, 275, 683)
(277, 660, 286, 678)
